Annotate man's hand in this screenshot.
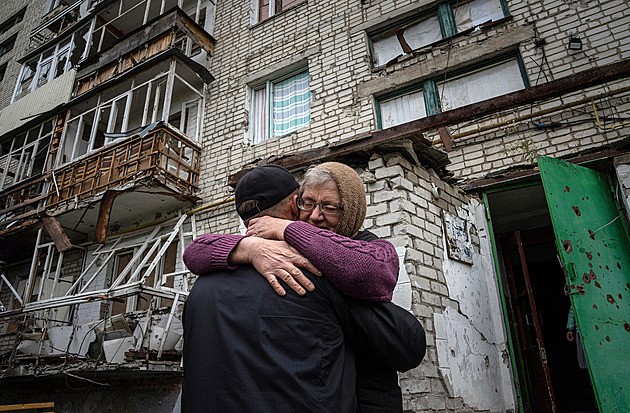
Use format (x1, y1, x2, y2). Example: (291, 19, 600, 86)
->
(246, 216, 292, 241)
(566, 330, 574, 342)
(239, 237, 322, 296)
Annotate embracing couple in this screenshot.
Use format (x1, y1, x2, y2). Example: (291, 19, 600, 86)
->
(182, 162, 426, 413)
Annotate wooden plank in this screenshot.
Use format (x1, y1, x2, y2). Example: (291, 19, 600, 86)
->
(95, 190, 120, 244)
(41, 217, 72, 252)
(0, 402, 54, 411)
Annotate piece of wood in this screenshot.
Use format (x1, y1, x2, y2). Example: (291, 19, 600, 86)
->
(95, 190, 120, 244)
(0, 402, 54, 411)
(41, 216, 72, 252)
(438, 126, 454, 151)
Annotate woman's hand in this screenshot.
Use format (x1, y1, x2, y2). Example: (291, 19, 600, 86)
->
(246, 216, 292, 241)
(240, 237, 322, 296)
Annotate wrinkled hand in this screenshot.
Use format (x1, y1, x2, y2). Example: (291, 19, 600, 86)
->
(246, 216, 292, 241)
(248, 238, 322, 296)
(566, 330, 574, 342)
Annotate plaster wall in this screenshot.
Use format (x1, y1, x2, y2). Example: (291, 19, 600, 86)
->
(434, 198, 515, 412)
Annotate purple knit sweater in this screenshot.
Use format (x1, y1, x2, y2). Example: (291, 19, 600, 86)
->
(182, 221, 399, 301)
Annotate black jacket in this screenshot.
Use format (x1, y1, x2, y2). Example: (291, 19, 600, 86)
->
(183, 265, 425, 413)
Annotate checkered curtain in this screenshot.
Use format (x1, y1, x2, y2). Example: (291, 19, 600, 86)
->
(272, 72, 311, 137)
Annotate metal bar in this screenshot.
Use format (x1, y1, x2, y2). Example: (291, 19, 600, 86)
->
(161, 60, 176, 123)
(136, 308, 152, 351)
(173, 73, 204, 98)
(78, 237, 124, 293)
(190, 213, 197, 239)
(514, 231, 557, 411)
(24, 228, 43, 304)
(120, 239, 161, 287)
(64, 240, 116, 296)
(109, 225, 162, 288)
(0, 273, 23, 306)
(36, 245, 54, 301)
(49, 251, 64, 300)
(138, 215, 188, 285)
(157, 292, 179, 359)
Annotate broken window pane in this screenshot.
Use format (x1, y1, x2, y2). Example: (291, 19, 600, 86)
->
(403, 15, 442, 51)
(111, 95, 128, 134)
(55, 44, 70, 80)
(380, 90, 427, 129)
(70, 24, 90, 67)
(372, 33, 404, 67)
(15, 60, 37, 100)
(454, 0, 505, 31)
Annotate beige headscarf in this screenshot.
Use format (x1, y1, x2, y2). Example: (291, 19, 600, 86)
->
(309, 162, 366, 238)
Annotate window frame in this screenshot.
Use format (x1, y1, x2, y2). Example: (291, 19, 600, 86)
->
(12, 22, 92, 103)
(375, 54, 528, 129)
(0, 119, 55, 191)
(0, 34, 18, 58)
(248, 68, 312, 144)
(0, 7, 26, 36)
(253, 0, 306, 24)
(368, 0, 510, 69)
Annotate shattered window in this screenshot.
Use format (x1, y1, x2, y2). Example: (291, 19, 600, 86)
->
(0, 119, 55, 190)
(368, 0, 508, 68)
(12, 23, 90, 103)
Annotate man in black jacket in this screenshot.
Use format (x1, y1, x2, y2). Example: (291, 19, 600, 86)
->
(182, 165, 425, 412)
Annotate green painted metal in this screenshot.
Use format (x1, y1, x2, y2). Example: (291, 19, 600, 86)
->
(423, 79, 440, 116)
(438, 3, 457, 38)
(538, 156, 630, 413)
(483, 191, 526, 413)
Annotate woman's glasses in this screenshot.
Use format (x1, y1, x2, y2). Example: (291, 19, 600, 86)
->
(297, 198, 344, 215)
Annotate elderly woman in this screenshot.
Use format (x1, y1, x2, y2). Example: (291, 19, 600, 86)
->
(183, 162, 399, 302)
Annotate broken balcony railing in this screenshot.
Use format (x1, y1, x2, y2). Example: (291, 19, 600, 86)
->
(0, 124, 201, 225)
(1, 212, 197, 361)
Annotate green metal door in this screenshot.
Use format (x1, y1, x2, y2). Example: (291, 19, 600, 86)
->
(538, 156, 630, 412)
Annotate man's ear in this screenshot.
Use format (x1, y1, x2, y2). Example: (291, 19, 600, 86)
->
(290, 194, 299, 220)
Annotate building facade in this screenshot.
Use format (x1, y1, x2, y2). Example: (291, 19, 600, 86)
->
(0, 0, 629, 412)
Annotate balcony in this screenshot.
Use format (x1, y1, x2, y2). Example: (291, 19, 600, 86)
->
(0, 124, 200, 230)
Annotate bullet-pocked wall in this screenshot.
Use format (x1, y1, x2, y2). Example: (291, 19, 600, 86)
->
(363, 153, 515, 412)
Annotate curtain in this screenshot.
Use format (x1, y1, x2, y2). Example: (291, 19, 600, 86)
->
(438, 59, 524, 110)
(272, 72, 311, 137)
(404, 16, 442, 51)
(454, 0, 504, 31)
(380, 90, 427, 129)
(372, 33, 404, 67)
(251, 87, 266, 144)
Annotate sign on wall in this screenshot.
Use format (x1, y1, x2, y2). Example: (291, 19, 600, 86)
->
(442, 211, 473, 264)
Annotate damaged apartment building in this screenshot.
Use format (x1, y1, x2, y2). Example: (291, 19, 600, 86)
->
(0, 0, 629, 412)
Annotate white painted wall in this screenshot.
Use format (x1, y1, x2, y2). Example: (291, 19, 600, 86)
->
(434, 198, 515, 412)
(0, 70, 76, 136)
